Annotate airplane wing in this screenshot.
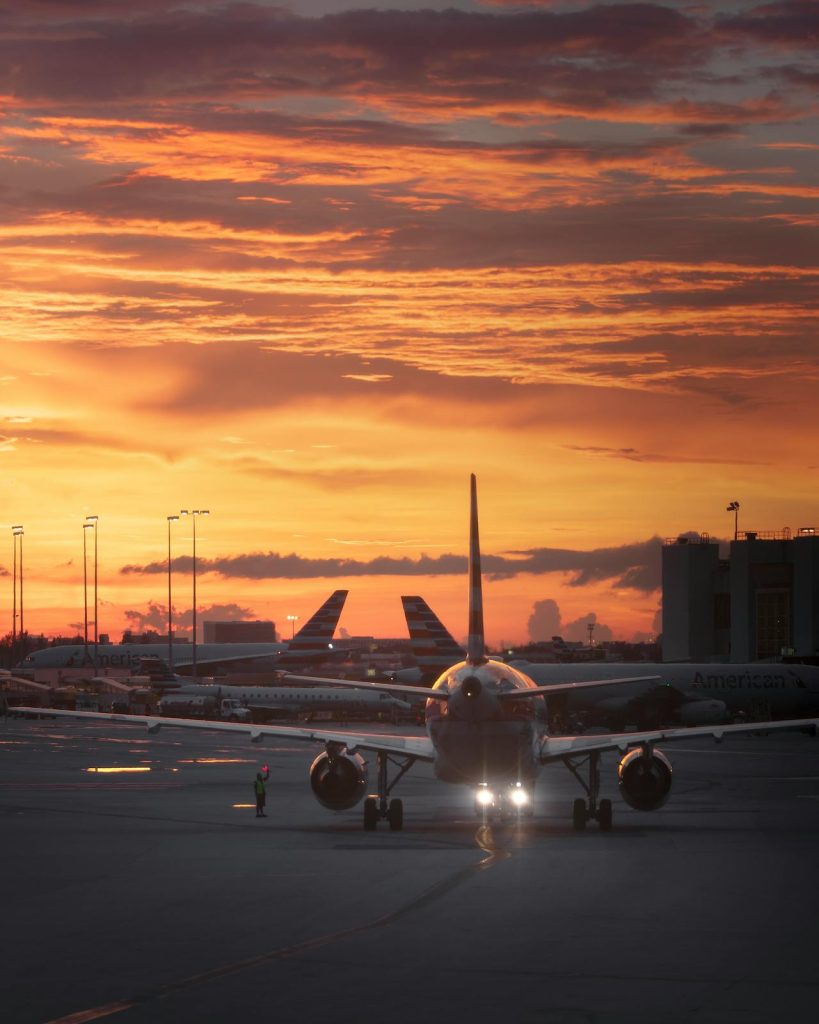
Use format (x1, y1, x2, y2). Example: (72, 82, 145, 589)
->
(174, 651, 290, 670)
(539, 717, 818, 762)
(13, 706, 435, 760)
(159, 648, 345, 673)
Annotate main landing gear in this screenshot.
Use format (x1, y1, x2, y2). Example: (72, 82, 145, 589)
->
(563, 750, 613, 832)
(363, 751, 416, 831)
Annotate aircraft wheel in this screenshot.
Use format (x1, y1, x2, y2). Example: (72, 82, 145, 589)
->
(572, 797, 587, 831)
(598, 798, 613, 832)
(387, 798, 404, 831)
(363, 797, 378, 831)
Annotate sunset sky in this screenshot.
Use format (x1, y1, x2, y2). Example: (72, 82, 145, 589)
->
(1, 0, 817, 649)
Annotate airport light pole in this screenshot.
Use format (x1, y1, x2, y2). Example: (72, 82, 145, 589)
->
(726, 501, 740, 541)
(167, 515, 179, 672)
(11, 525, 23, 659)
(180, 509, 209, 681)
(85, 516, 98, 673)
(287, 614, 299, 640)
(17, 527, 23, 640)
(83, 522, 94, 664)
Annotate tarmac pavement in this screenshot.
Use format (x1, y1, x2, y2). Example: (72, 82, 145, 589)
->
(2, 716, 818, 1024)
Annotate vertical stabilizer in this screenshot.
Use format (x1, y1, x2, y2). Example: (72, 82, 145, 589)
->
(287, 590, 348, 652)
(466, 474, 486, 665)
(401, 596, 464, 665)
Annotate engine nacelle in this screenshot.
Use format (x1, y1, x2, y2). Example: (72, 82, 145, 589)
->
(309, 749, 368, 810)
(679, 699, 728, 726)
(617, 747, 673, 811)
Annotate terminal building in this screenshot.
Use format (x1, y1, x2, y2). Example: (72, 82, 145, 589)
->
(662, 527, 819, 663)
(202, 620, 277, 643)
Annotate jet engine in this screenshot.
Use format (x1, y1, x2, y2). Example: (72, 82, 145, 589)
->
(617, 747, 672, 811)
(678, 699, 728, 726)
(309, 749, 368, 810)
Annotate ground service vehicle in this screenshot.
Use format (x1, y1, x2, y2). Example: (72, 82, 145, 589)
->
(158, 695, 251, 722)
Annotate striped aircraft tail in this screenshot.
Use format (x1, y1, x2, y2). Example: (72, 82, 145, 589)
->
(401, 596, 464, 668)
(286, 590, 348, 653)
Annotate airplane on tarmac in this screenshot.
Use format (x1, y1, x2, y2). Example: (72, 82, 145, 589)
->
(508, 659, 819, 727)
(15, 477, 819, 833)
(401, 601, 819, 726)
(161, 682, 410, 720)
(15, 591, 349, 677)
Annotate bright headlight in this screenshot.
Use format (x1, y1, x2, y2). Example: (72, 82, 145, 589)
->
(476, 787, 494, 806)
(510, 787, 528, 807)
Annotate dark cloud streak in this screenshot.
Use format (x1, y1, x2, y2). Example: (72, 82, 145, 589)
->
(120, 537, 663, 592)
(0, 3, 710, 109)
(717, 1, 819, 50)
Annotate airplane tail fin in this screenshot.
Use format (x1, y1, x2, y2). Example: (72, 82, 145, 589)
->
(401, 595, 464, 666)
(287, 590, 348, 652)
(467, 474, 486, 665)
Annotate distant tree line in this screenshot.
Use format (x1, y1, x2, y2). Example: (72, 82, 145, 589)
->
(0, 632, 84, 670)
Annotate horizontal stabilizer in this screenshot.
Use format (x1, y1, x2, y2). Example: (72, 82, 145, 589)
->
(498, 675, 661, 699)
(280, 672, 449, 701)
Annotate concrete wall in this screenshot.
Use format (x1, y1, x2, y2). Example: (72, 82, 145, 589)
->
(662, 539, 720, 662)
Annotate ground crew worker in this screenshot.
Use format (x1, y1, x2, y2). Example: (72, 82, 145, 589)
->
(254, 766, 270, 817)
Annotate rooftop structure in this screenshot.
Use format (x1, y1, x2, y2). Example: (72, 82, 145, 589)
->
(663, 528, 819, 663)
(203, 620, 277, 643)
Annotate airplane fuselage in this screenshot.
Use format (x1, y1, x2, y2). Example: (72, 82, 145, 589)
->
(510, 660, 819, 716)
(173, 683, 410, 714)
(425, 659, 546, 785)
(16, 643, 289, 674)
(15, 641, 342, 676)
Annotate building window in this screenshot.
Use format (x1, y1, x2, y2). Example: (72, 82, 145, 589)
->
(755, 588, 791, 659)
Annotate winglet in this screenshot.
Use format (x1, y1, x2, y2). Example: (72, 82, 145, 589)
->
(466, 474, 486, 665)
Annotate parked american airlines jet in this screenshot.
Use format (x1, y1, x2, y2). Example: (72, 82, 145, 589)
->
(16, 479, 818, 833)
(164, 681, 410, 720)
(509, 659, 819, 726)
(402, 600, 819, 726)
(16, 590, 348, 677)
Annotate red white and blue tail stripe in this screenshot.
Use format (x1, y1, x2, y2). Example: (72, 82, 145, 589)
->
(286, 590, 348, 652)
(401, 595, 464, 667)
